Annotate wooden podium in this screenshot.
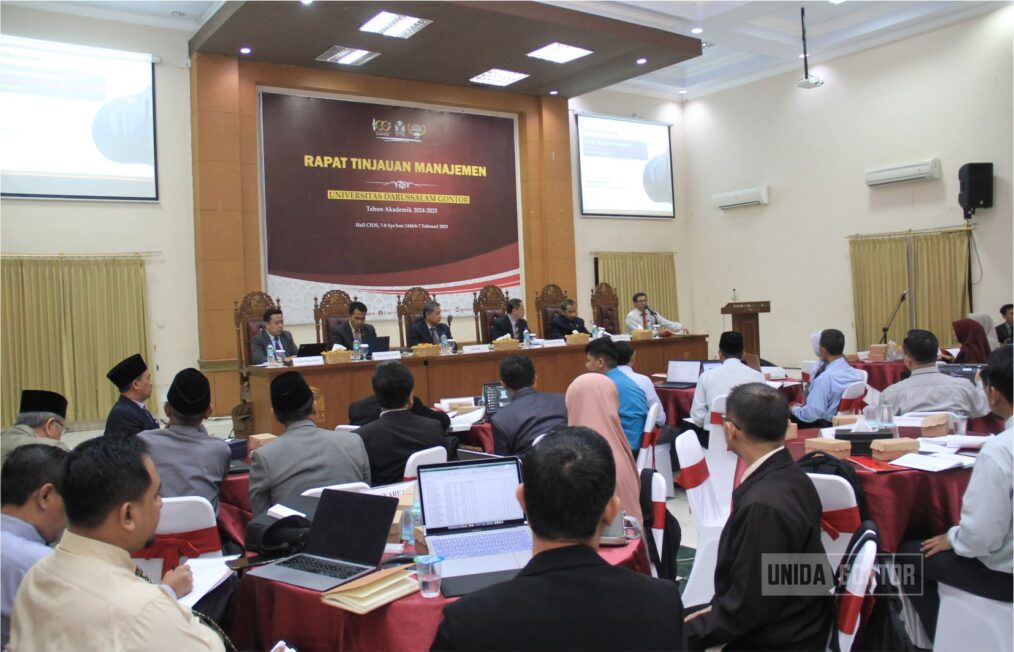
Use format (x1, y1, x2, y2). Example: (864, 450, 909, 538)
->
(721, 301, 770, 357)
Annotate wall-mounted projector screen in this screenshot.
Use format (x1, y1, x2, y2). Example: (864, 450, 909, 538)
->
(576, 113, 674, 219)
(0, 35, 158, 201)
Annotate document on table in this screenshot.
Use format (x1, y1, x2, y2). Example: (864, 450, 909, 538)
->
(267, 503, 306, 518)
(890, 453, 970, 472)
(179, 555, 239, 609)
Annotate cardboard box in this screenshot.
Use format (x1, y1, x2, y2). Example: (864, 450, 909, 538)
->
(389, 510, 403, 544)
(630, 329, 653, 341)
(247, 433, 278, 453)
(867, 344, 887, 362)
(832, 415, 859, 426)
(804, 437, 851, 460)
(491, 339, 520, 351)
(921, 414, 949, 437)
(871, 438, 919, 461)
(784, 421, 798, 440)
(413, 526, 428, 553)
(565, 333, 590, 345)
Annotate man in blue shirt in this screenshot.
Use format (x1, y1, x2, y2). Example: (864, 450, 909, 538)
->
(585, 338, 647, 454)
(790, 329, 864, 428)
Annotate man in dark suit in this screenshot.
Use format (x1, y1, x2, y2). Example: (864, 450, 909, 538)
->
(490, 355, 567, 456)
(330, 300, 378, 350)
(103, 353, 159, 437)
(490, 298, 529, 341)
(250, 307, 298, 364)
(407, 300, 452, 347)
(348, 395, 450, 430)
(547, 298, 589, 340)
(997, 303, 1013, 345)
(430, 426, 686, 651)
(685, 382, 831, 651)
(356, 362, 451, 486)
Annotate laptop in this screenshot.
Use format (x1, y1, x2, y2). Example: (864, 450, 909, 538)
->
(248, 488, 397, 591)
(417, 458, 532, 596)
(457, 449, 502, 461)
(657, 360, 702, 389)
(701, 360, 722, 374)
(362, 336, 390, 357)
(744, 353, 762, 372)
(939, 363, 985, 384)
(296, 343, 329, 357)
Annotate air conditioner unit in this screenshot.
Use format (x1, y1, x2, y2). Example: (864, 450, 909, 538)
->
(712, 186, 769, 210)
(865, 158, 941, 186)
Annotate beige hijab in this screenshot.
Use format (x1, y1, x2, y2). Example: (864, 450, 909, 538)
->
(968, 312, 1001, 351)
(566, 373, 643, 523)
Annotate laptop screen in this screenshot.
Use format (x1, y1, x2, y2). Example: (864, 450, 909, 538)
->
(666, 360, 701, 383)
(417, 458, 525, 533)
(701, 360, 722, 374)
(304, 489, 397, 566)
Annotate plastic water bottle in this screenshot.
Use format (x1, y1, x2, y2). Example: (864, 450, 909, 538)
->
(265, 343, 275, 365)
(523, 330, 531, 349)
(591, 325, 599, 339)
(352, 339, 361, 361)
(439, 334, 449, 354)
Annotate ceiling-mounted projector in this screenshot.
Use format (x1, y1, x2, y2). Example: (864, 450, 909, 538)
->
(795, 8, 823, 90)
(797, 75, 824, 89)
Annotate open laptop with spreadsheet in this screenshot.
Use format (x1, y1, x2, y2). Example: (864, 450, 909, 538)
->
(417, 457, 532, 596)
(248, 488, 397, 591)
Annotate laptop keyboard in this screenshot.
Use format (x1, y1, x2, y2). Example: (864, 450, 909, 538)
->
(431, 528, 531, 559)
(278, 555, 366, 580)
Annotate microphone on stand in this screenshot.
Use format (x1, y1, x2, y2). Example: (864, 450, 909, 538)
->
(644, 304, 659, 317)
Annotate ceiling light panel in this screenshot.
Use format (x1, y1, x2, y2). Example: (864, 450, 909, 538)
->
(316, 46, 380, 66)
(527, 42, 593, 64)
(359, 11, 432, 39)
(469, 68, 530, 87)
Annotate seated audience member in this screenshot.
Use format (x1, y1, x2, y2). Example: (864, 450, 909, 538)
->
(490, 298, 529, 341)
(613, 341, 667, 427)
(249, 372, 370, 515)
(356, 362, 450, 486)
(348, 394, 450, 430)
(1, 445, 69, 648)
(547, 299, 589, 340)
(969, 312, 1001, 351)
(8, 437, 224, 651)
(490, 355, 567, 456)
(689, 331, 765, 430)
(880, 329, 990, 417)
(565, 373, 642, 524)
(940, 318, 991, 364)
(330, 301, 377, 350)
(805, 330, 825, 381)
(996, 303, 1013, 345)
(250, 307, 297, 364)
(585, 338, 648, 452)
(138, 368, 231, 513)
(408, 300, 453, 346)
(900, 347, 1012, 640)
(625, 291, 684, 334)
(431, 427, 686, 651)
(789, 329, 863, 428)
(685, 383, 831, 650)
(1, 390, 70, 461)
(105, 353, 159, 436)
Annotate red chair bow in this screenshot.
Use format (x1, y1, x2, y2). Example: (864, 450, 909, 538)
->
(838, 584, 876, 634)
(676, 458, 710, 490)
(133, 526, 221, 576)
(837, 395, 866, 414)
(820, 506, 861, 541)
(640, 427, 660, 467)
(709, 411, 724, 425)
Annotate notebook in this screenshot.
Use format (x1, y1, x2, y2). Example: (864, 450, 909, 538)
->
(248, 489, 397, 591)
(657, 360, 702, 389)
(417, 457, 532, 596)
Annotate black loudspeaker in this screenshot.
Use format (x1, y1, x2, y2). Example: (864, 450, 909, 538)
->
(958, 162, 993, 218)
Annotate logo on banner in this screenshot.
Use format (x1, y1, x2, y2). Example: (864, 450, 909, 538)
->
(373, 118, 427, 143)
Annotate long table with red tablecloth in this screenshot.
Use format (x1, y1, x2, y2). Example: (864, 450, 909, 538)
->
(656, 381, 805, 427)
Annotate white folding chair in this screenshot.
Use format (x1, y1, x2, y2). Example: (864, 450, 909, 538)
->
(837, 380, 867, 415)
(834, 537, 878, 652)
(648, 471, 667, 579)
(635, 403, 661, 471)
(806, 474, 860, 570)
(801, 360, 818, 384)
(934, 583, 1014, 652)
(134, 496, 222, 580)
(704, 394, 737, 511)
(403, 445, 447, 481)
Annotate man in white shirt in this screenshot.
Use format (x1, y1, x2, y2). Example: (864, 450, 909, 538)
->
(900, 347, 1013, 640)
(689, 331, 766, 430)
(614, 341, 667, 427)
(624, 292, 684, 334)
(880, 329, 990, 417)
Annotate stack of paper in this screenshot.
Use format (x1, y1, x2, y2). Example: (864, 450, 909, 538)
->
(178, 556, 239, 608)
(321, 566, 418, 614)
(890, 453, 973, 472)
(450, 406, 486, 432)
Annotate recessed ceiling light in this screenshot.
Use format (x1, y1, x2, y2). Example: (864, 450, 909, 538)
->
(469, 68, 529, 87)
(239, 47, 252, 55)
(691, 27, 703, 35)
(829, 0, 847, 4)
(359, 11, 432, 38)
(636, 57, 647, 65)
(702, 41, 714, 49)
(300, 0, 313, 4)
(549, 90, 559, 96)
(678, 89, 687, 95)
(316, 46, 380, 66)
(527, 42, 593, 64)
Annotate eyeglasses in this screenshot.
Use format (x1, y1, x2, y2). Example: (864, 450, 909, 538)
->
(721, 415, 739, 430)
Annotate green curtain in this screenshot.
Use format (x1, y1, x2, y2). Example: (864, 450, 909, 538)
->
(596, 252, 680, 324)
(849, 236, 910, 350)
(912, 230, 970, 346)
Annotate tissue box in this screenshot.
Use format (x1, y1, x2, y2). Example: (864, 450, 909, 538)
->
(491, 339, 520, 351)
(784, 422, 798, 440)
(834, 428, 894, 456)
(868, 344, 887, 362)
(832, 415, 859, 426)
(565, 333, 590, 345)
(248, 433, 278, 453)
(804, 438, 851, 459)
(630, 329, 653, 341)
(412, 344, 442, 357)
(323, 349, 352, 364)
(921, 414, 949, 437)
(871, 438, 919, 461)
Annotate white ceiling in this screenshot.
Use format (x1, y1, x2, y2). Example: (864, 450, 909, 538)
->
(8, 0, 999, 99)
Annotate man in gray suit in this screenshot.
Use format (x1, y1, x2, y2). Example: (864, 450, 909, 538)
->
(250, 307, 298, 364)
(249, 371, 370, 516)
(329, 301, 378, 350)
(138, 368, 231, 513)
(490, 355, 567, 456)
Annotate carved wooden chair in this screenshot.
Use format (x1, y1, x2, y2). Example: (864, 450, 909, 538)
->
(234, 291, 279, 388)
(313, 289, 356, 346)
(534, 284, 568, 338)
(472, 285, 510, 344)
(590, 282, 621, 334)
(396, 287, 435, 347)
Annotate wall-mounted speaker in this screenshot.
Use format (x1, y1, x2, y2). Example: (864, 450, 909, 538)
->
(958, 162, 993, 219)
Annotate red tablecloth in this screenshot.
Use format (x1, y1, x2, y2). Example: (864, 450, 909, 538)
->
(459, 422, 494, 452)
(849, 360, 906, 391)
(657, 381, 805, 426)
(786, 430, 971, 552)
(230, 539, 651, 652)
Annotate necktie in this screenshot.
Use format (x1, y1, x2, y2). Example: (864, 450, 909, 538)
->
(642, 312, 647, 328)
(273, 336, 281, 353)
(431, 327, 439, 344)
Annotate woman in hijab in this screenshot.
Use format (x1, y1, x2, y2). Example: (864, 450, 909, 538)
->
(565, 373, 643, 524)
(941, 318, 992, 364)
(968, 312, 1001, 351)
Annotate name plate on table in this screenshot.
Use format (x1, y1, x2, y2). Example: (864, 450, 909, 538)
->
(462, 344, 490, 354)
(292, 356, 324, 366)
(373, 351, 402, 361)
(541, 339, 566, 348)
(610, 334, 632, 342)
